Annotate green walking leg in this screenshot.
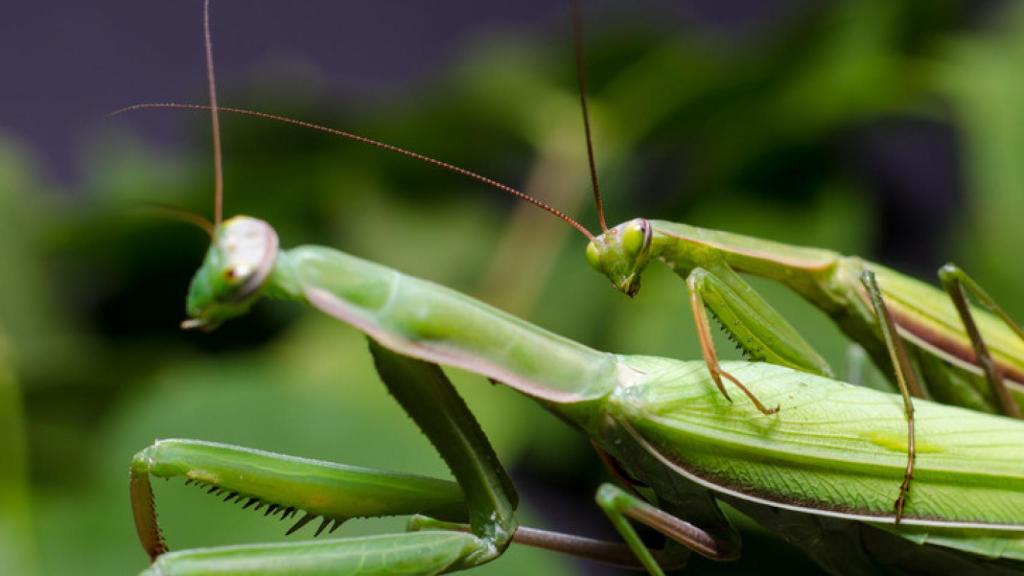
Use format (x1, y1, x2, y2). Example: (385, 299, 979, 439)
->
(938, 263, 1024, 418)
(860, 270, 925, 523)
(594, 483, 740, 576)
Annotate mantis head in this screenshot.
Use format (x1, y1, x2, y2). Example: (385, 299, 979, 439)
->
(585, 218, 654, 297)
(183, 216, 279, 331)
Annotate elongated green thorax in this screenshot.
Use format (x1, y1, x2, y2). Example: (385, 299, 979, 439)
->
(185, 216, 620, 406)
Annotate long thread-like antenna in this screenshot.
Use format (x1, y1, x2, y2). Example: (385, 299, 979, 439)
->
(133, 203, 216, 237)
(111, 102, 596, 240)
(204, 0, 224, 226)
(570, 0, 608, 233)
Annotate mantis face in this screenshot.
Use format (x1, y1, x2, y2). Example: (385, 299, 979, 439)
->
(184, 216, 279, 330)
(585, 218, 653, 297)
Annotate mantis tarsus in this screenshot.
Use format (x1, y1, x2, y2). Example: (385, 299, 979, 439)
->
(122, 1, 1024, 574)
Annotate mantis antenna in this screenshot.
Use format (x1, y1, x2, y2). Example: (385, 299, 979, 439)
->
(570, 0, 608, 233)
(113, 1, 599, 241)
(110, 103, 597, 241)
(204, 0, 224, 226)
(131, 203, 216, 238)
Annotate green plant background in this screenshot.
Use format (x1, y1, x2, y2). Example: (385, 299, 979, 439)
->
(2, 1, 1023, 574)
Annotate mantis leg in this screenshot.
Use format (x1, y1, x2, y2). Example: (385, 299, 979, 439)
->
(141, 532, 498, 576)
(594, 483, 739, 576)
(686, 263, 834, 414)
(129, 439, 500, 575)
(364, 340, 518, 566)
(130, 439, 688, 574)
(131, 339, 519, 574)
(408, 515, 684, 570)
(937, 263, 1023, 419)
(142, 527, 681, 576)
(128, 438, 472, 560)
(860, 271, 922, 523)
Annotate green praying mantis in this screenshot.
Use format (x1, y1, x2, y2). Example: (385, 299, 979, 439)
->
(121, 1, 1024, 574)
(123, 0, 1024, 527)
(297, 0, 1024, 528)
(561, 1, 1023, 426)
(130, 212, 1024, 576)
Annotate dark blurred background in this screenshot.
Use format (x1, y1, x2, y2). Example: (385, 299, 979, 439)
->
(2, 1, 1023, 574)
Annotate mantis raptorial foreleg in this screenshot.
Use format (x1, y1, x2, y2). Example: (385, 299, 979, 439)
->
(128, 438, 472, 551)
(939, 263, 1024, 418)
(142, 530, 499, 575)
(132, 339, 518, 574)
(368, 340, 517, 552)
(684, 263, 832, 414)
(130, 440, 480, 574)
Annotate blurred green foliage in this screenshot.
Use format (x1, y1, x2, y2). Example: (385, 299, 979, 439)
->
(2, 1, 1022, 574)
(0, 333, 37, 575)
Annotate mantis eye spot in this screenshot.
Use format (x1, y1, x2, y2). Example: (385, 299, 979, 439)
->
(622, 225, 644, 256)
(223, 265, 251, 282)
(585, 242, 601, 270)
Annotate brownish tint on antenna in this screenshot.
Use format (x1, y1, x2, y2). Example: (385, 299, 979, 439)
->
(132, 203, 216, 237)
(570, 0, 608, 233)
(203, 0, 224, 226)
(111, 102, 596, 240)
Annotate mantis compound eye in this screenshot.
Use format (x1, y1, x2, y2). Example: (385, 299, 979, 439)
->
(585, 241, 601, 270)
(217, 216, 279, 303)
(622, 224, 644, 256)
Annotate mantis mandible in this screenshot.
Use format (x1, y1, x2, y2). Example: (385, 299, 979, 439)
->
(120, 3, 1024, 575)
